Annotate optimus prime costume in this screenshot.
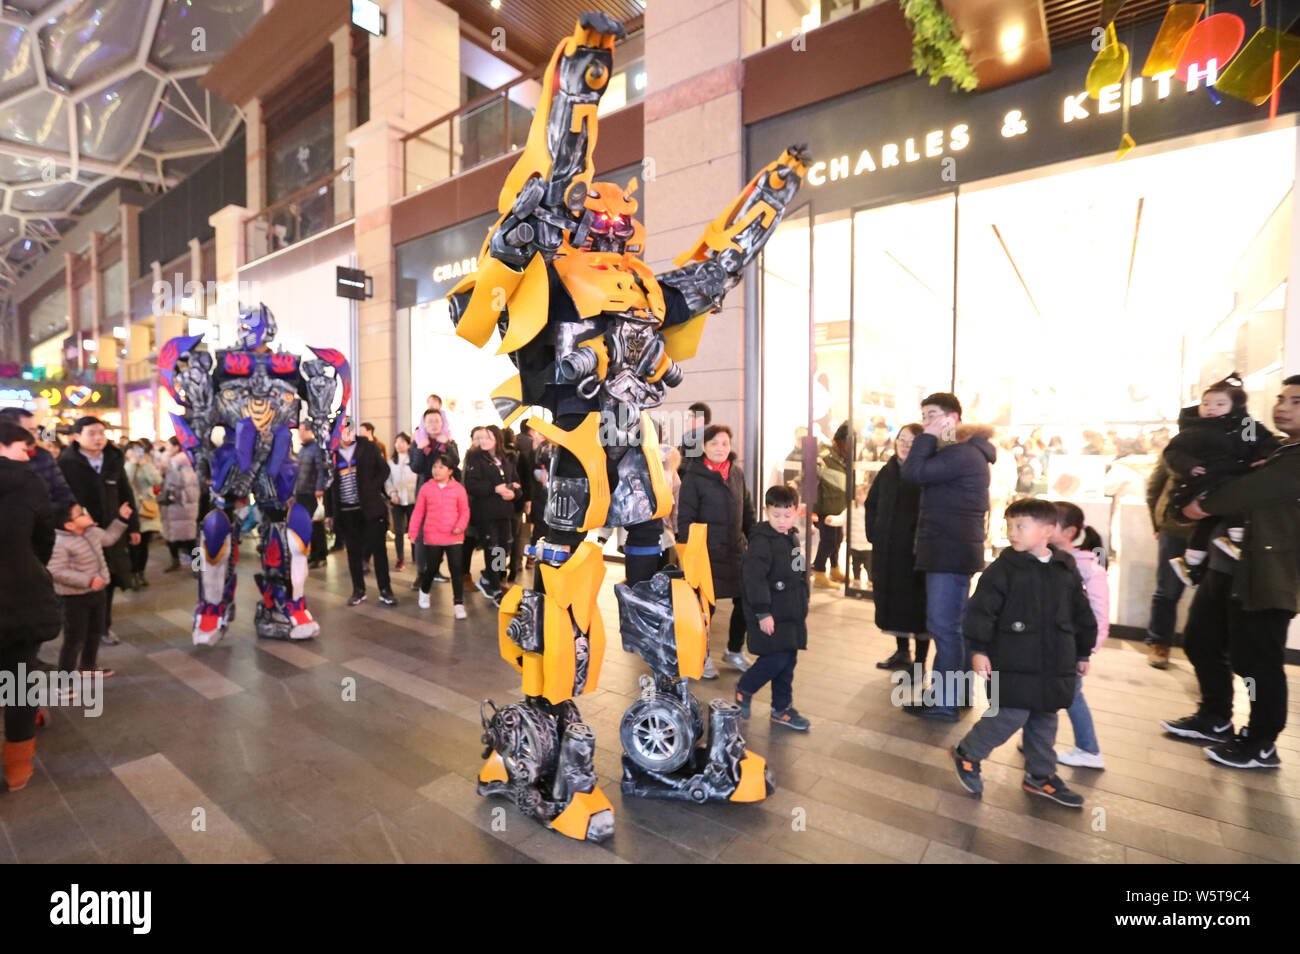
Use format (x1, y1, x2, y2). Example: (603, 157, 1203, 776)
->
(158, 303, 351, 645)
(452, 12, 809, 842)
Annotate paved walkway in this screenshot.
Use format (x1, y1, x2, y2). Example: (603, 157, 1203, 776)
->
(4, 547, 1298, 864)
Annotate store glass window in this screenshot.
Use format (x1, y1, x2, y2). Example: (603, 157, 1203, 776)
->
(101, 259, 124, 322)
(758, 207, 810, 500)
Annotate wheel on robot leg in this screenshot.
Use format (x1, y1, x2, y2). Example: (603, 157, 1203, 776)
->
(615, 568, 774, 803)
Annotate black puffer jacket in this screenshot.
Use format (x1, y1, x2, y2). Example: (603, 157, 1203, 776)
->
(462, 447, 521, 523)
(741, 521, 809, 654)
(677, 455, 754, 600)
(900, 425, 995, 574)
(58, 440, 138, 586)
(864, 455, 927, 634)
(0, 458, 60, 647)
(963, 546, 1097, 712)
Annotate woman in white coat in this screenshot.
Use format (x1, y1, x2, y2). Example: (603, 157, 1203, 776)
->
(159, 439, 201, 572)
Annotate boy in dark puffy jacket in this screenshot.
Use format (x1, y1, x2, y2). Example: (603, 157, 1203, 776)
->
(1163, 373, 1278, 585)
(949, 498, 1097, 808)
(735, 484, 811, 731)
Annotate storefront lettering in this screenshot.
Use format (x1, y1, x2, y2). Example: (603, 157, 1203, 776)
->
(1063, 64, 1218, 123)
(807, 124, 970, 186)
(432, 257, 478, 283)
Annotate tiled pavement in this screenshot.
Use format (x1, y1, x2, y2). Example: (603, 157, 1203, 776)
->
(3, 546, 1299, 864)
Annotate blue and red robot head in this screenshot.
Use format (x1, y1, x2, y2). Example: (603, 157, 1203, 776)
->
(236, 303, 277, 351)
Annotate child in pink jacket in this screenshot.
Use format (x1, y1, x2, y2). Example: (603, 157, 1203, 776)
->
(1051, 501, 1110, 769)
(410, 453, 470, 618)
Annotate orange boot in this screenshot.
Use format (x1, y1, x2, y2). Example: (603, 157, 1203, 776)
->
(3, 738, 35, 792)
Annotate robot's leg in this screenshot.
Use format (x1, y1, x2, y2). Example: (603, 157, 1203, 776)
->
(613, 523, 772, 802)
(194, 509, 239, 646)
(479, 541, 614, 842)
(251, 504, 319, 640)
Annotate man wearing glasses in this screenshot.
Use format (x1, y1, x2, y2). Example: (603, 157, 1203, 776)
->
(899, 392, 997, 721)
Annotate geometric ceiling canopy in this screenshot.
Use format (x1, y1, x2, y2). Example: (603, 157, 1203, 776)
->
(0, 0, 262, 303)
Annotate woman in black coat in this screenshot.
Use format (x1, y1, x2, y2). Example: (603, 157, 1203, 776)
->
(0, 422, 60, 791)
(864, 423, 929, 671)
(462, 424, 521, 601)
(677, 425, 755, 679)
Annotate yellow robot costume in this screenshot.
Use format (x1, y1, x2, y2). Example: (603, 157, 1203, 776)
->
(452, 11, 809, 841)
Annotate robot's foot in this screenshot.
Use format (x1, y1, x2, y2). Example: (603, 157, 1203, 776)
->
(476, 751, 615, 843)
(619, 750, 773, 803)
(288, 620, 320, 640)
(192, 603, 231, 646)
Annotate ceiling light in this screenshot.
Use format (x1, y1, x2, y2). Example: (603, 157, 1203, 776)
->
(1000, 25, 1025, 55)
(490, 0, 500, 8)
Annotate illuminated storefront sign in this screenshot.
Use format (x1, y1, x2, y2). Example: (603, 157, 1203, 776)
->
(746, 0, 1296, 210)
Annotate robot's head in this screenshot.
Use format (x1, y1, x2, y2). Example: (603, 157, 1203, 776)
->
(581, 178, 643, 254)
(236, 303, 277, 350)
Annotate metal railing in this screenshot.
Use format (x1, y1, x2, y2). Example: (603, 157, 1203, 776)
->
(401, 48, 647, 196)
(244, 166, 351, 263)
(402, 64, 545, 196)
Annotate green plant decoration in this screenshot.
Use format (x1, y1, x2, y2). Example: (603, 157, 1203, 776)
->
(900, 0, 979, 93)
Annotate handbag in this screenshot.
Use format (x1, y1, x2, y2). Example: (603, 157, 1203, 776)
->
(139, 498, 160, 520)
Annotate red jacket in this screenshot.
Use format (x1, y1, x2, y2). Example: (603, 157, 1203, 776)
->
(410, 478, 470, 545)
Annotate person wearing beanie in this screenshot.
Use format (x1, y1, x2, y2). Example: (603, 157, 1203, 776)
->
(1158, 373, 1280, 609)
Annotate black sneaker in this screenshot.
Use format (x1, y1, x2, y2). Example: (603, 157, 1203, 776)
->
(378, 590, 398, 607)
(1022, 773, 1084, 808)
(1160, 713, 1233, 744)
(950, 745, 983, 796)
(902, 703, 959, 723)
(431, 574, 450, 584)
(771, 707, 810, 731)
(347, 591, 367, 606)
(735, 690, 752, 719)
(876, 649, 913, 670)
(475, 576, 495, 599)
(1205, 733, 1281, 769)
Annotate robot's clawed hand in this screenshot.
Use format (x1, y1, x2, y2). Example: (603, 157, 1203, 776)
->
(779, 143, 812, 178)
(577, 11, 625, 41)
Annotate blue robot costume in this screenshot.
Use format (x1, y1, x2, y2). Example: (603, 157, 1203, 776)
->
(158, 304, 351, 645)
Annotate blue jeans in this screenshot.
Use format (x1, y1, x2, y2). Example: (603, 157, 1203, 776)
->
(925, 572, 971, 711)
(737, 650, 798, 712)
(1146, 531, 1187, 646)
(1065, 672, 1099, 754)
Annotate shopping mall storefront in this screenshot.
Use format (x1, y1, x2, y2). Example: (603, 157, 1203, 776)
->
(747, 4, 1300, 635)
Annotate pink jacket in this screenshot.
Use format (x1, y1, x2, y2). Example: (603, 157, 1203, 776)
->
(410, 478, 469, 546)
(1068, 548, 1110, 650)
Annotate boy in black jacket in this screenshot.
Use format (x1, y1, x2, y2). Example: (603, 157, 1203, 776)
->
(949, 498, 1097, 807)
(735, 485, 811, 731)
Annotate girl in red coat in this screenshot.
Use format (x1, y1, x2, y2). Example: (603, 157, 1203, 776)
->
(409, 454, 471, 619)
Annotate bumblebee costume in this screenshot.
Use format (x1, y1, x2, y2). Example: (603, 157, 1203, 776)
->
(452, 11, 809, 841)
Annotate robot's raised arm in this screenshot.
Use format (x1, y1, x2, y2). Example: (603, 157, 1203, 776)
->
(656, 144, 811, 320)
(486, 12, 625, 268)
(158, 334, 216, 482)
(304, 348, 352, 455)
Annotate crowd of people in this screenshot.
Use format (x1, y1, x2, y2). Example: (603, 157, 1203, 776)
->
(1, 372, 1296, 799)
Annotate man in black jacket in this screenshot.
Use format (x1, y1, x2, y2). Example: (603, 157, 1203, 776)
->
(292, 421, 329, 568)
(0, 407, 75, 508)
(0, 421, 61, 791)
(900, 392, 996, 719)
(327, 420, 396, 606)
(58, 416, 140, 645)
(949, 498, 1097, 807)
(1161, 376, 1300, 769)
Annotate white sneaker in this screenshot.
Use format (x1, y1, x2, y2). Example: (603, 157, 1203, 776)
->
(453, 604, 467, 620)
(700, 656, 719, 680)
(722, 650, 752, 672)
(1056, 747, 1105, 769)
(418, 591, 430, 609)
